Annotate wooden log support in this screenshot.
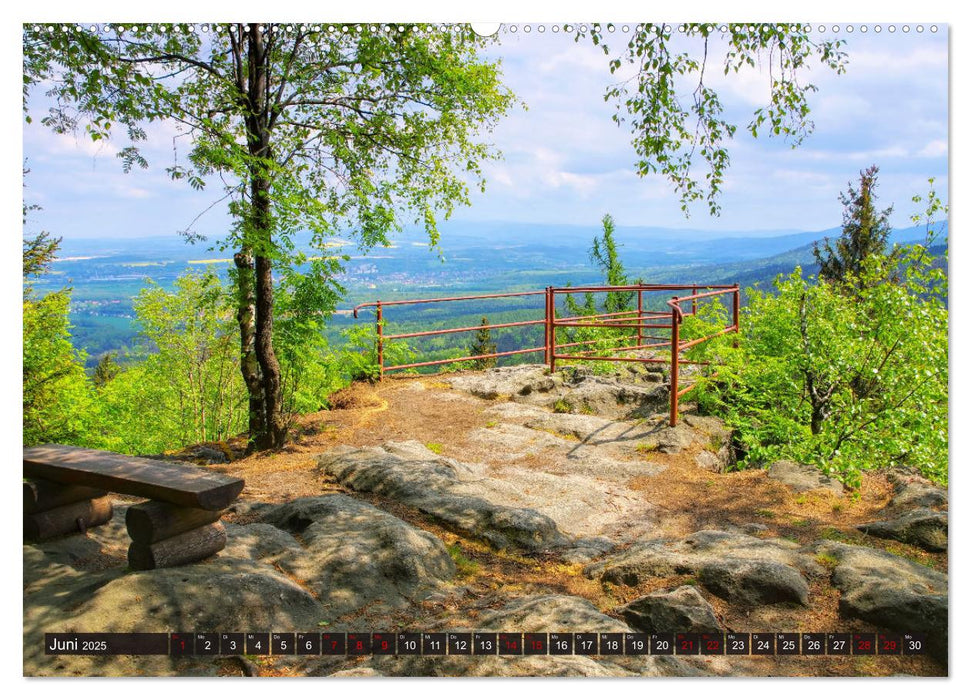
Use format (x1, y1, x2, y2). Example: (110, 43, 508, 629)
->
(127, 522, 227, 571)
(24, 496, 113, 542)
(23, 478, 108, 514)
(126, 500, 224, 544)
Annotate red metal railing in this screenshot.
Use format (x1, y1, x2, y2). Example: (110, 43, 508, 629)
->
(351, 283, 739, 425)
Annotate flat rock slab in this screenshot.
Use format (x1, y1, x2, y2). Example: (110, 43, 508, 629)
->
(815, 541, 947, 661)
(262, 495, 456, 614)
(319, 440, 659, 544)
(317, 442, 570, 551)
(620, 585, 725, 633)
(767, 460, 843, 496)
(586, 530, 822, 607)
(858, 508, 947, 552)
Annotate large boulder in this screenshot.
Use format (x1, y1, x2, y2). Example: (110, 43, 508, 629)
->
(815, 541, 947, 661)
(699, 559, 810, 606)
(586, 530, 820, 607)
(316, 443, 570, 551)
(887, 469, 947, 510)
(767, 460, 843, 495)
(858, 508, 947, 553)
(619, 585, 724, 633)
(263, 495, 456, 614)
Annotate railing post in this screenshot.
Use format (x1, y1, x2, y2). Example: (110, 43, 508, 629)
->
(692, 285, 697, 316)
(543, 287, 550, 366)
(732, 284, 740, 348)
(637, 287, 643, 348)
(376, 300, 384, 381)
(547, 288, 556, 374)
(669, 298, 680, 427)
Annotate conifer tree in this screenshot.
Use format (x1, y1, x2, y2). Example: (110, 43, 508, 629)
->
(469, 317, 497, 370)
(813, 165, 894, 287)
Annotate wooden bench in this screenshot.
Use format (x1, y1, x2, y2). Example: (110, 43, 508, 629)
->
(24, 444, 245, 571)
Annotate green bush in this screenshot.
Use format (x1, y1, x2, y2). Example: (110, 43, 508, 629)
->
(689, 246, 947, 488)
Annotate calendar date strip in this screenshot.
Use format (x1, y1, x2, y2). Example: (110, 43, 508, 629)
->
(44, 631, 927, 657)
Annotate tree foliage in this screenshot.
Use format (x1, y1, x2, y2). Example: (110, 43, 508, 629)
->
(582, 23, 847, 216)
(689, 185, 948, 488)
(25, 22, 514, 449)
(23, 233, 95, 446)
(813, 165, 893, 286)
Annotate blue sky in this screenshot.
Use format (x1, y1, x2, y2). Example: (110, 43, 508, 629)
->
(20, 23, 948, 241)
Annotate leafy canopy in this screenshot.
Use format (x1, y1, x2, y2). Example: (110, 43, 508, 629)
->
(581, 23, 847, 216)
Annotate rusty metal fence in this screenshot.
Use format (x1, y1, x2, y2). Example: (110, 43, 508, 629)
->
(352, 283, 739, 425)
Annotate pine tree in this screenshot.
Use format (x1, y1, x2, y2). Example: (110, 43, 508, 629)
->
(469, 317, 497, 370)
(590, 214, 634, 313)
(813, 165, 894, 287)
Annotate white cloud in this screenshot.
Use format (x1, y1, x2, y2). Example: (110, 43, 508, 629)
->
(918, 139, 948, 158)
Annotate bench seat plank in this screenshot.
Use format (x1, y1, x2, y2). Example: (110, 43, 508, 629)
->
(23, 444, 244, 511)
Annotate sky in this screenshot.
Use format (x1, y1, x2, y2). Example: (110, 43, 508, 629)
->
(19, 21, 948, 241)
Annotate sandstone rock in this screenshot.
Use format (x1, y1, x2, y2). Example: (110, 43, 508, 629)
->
(476, 594, 630, 632)
(316, 444, 569, 551)
(263, 495, 456, 614)
(767, 460, 843, 495)
(699, 559, 810, 606)
(220, 522, 305, 562)
(446, 366, 557, 399)
(62, 557, 326, 632)
(694, 450, 723, 472)
(367, 653, 651, 677)
(858, 508, 947, 552)
(815, 541, 947, 661)
(560, 536, 617, 564)
(655, 423, 698, 454)
(447, 364, 669, 420)
(587, 530, 820, 607)
(620, 585, 724, 633)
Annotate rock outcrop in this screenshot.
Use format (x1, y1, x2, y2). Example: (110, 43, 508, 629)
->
(815, 540, 947, 662)
(316, 442, 571, 551)
(767, 460, 843, 496)
(619, 585, 725, 633)
(587, 530, 821, 607)
(263, 495, 456, 613)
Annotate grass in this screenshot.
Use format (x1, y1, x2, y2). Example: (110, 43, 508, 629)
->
(484, 420, 498, 429)
(552, 399, 573, 414)
(815, 552, 840, 570)
(446, 543, 481, 578)
(425, 442, 444, 455)
(755, 508, 775, 519)
(819, 526, 853, 543)
(635, 442, 658, 454)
